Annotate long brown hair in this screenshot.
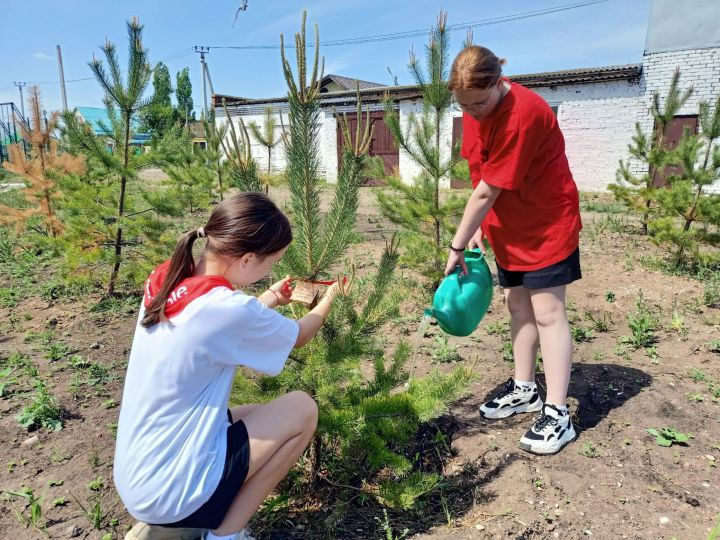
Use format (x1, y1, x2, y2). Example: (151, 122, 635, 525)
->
(141, 192, 292, 327)
(448, 46, 506, 91)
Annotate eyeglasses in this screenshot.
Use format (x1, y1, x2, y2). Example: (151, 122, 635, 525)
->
(452, 87, 497, 113)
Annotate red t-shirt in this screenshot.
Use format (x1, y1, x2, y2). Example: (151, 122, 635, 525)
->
(461, 80, 581, 271)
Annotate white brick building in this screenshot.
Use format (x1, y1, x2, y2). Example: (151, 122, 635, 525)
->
(215, 0, 719, 192)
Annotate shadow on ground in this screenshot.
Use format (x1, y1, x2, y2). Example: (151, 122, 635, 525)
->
(451, 362, 653, 436)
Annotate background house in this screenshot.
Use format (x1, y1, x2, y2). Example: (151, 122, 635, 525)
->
(215, 0, 718, 192)
(75, 107, 151, 152)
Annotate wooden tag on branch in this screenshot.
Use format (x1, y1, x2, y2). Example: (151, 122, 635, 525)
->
(290, 281, 321, 307)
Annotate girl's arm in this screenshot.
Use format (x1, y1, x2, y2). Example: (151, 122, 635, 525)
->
(257, 276, 293, 309)
(445, 180, 502, 275)
(294, 282, 340, 348)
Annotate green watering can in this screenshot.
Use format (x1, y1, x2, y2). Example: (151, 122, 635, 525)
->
(425, 248, 493, 337)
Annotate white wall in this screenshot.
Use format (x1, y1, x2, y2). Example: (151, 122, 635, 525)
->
(217, 47, 719, 193)
(533, 79, 645, 191)
(218, 111, 287, 175)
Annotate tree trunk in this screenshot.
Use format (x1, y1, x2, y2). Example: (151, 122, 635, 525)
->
(267, 146, 272, 174)
(310, 434, 322, 485)
(218, 164, 224, 202)
(108, 111, 132, 296)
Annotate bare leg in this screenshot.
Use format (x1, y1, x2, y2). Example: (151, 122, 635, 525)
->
(504, 287, 540, 382)
(229, 404, 262, 422)
(529, 286, 572, 405)
(212, 391, 318, 536)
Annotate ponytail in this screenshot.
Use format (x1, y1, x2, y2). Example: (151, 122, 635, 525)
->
(140, 192, 292, 328)
(141, 228, 203, 327)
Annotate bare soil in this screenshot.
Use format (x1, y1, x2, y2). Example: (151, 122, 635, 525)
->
(1, 188, 719, 540)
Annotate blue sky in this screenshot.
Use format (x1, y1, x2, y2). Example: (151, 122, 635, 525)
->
(0, 0, 651, 114)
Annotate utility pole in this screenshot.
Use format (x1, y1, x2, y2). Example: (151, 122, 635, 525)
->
(57, 45, 69, 112)
(194, 46, 210, 119)
(13, 82, 27, 122)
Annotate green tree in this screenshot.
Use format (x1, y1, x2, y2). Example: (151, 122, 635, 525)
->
(377, 11, 465, 281)
(220, 99, 263, 192)
(176, 67, 195, 125)
(61, 19, 181, 294)
(232, 13, 473, 524)
(651, 95, 720, 265)
(139, 61, 176, 137)
(611, 69, 693, 234)
(249, 106, 283, 174)
(201, 115, 229, 202)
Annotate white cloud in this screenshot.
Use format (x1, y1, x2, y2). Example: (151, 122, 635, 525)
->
(33, 52, 54, 61)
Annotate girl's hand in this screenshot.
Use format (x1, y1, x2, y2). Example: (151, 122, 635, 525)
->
(269, 276, 293, 306)
(445, 249, 468, 276)
(325, 275, 353, 303)
(469, 227, 486, 254)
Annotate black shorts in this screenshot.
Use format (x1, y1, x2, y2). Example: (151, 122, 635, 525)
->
(159, 411, 251, 529)
(496, 247, 582, 289)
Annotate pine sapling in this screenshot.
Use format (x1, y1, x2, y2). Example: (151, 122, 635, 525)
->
(611, 69, 693, 234)
(1, 86, 85, 235)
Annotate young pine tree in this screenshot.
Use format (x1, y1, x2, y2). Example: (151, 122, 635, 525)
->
(249, 106, 283, 175)
(200, 115, 230, 202)
(611, 69, 694, 235)
(377, 11, 465, 281)
(161, 143, 213, 214)
(219, 99, 264, 193)
(232, 13, 473, 522)
(1, 86, 84, 236)
(651, 95, 720, 265)
(61, 19, 182, 294)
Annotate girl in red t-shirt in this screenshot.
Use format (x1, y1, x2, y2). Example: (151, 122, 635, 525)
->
(445, 46, 582, 455)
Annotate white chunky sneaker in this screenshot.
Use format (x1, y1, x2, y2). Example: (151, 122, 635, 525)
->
(479, 378, 543, 419)
(202, 529, 256, 540)
(519, 403, 577, 455)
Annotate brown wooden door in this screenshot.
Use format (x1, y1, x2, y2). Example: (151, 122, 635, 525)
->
(337, 111, 398, 184)
(654, 115, 698, 187)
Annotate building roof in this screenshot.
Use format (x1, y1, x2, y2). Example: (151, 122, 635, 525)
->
(215, 63, 643, 113)
(510, 63, 642, 87)
(320, 74, 385, 91)
(75, 107, 150, 145)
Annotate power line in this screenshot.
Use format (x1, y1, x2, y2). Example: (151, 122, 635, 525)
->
(21, 47, 196, 86)
(207, 0, 609, 50)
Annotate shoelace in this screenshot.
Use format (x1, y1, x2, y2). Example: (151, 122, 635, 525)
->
(533, 412, 559, 432)
(495, 378, 517, 400)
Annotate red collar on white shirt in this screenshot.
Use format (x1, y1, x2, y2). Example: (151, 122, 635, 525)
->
(143, 260, 233, 318)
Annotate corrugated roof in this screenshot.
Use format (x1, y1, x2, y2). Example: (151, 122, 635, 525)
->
(321, 74, 385, 90)
(510, 63, 642, 87)
(215, 63, 643, 113)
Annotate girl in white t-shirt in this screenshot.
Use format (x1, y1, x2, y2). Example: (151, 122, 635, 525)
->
(115, 192, 342, 540)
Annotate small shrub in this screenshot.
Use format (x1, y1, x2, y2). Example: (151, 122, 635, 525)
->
(703, 271, 720, 308)
(431, 336, 462, 363)
(16, 380, 63, 431)
(6, 488, 44, 530)
(646, 427, 691, 447)
(86, 476, 105, 491)
(584, 310, 612, 332)
(571, 325, 594, 343)
(623, 291, 658, 350)
(578, 441, 600, 458)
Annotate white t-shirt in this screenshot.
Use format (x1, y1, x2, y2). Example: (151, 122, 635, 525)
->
(113, 287, 299, 524)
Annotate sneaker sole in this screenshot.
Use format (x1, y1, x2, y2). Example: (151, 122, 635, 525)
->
(519, 431, 578, 455)
(480, 400, 544, 420)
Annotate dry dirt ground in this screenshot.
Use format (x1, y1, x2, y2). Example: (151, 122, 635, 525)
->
(1, 187, 719, 540)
